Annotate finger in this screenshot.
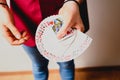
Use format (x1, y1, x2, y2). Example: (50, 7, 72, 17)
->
(75, 23, 85, 32)
(57, 19, 72, 39)
(2, 26, 25, 45)
(7, 23, 21, 39)
(23, 35, 30, 41)
(2, 25, 16, 44)
(22, 31, 27, 37)
(12, 31, 30, 45)
(12, 39, 25, 46)
(21, 31, 30, 41)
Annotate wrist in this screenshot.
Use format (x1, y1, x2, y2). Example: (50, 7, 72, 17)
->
(76, 0, 83, 4)
(64, 0, 83, 4)
(64, 0, 80, 9)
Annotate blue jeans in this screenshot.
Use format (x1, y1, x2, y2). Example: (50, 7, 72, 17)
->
(23, 45, 75, 80)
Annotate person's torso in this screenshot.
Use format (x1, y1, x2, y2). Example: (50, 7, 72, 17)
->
(10, 0, 64, 46)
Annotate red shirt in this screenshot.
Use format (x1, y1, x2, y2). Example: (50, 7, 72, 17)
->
(10, 0, 64, 47)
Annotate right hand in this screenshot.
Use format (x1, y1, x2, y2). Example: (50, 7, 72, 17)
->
(57, 1, 84, 39)
(0, 5, 29, 46)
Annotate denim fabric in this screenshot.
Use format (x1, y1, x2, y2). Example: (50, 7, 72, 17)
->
(23, 45, 75, 80)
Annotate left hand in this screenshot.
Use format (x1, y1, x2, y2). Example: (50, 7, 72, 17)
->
(57, 1, 84, 39)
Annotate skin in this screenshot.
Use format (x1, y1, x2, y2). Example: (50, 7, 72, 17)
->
(0, 4, 29, 45)
(0, 0, 84, 45)
(57, 0, 84, 39)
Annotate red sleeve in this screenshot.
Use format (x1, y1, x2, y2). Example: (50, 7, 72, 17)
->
(10, 0, 64, 46)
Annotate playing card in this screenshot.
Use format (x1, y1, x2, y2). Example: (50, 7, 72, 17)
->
(35, 15, 92, 62)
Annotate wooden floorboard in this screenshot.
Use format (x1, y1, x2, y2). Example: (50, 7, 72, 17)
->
(0, 66, 120, 80)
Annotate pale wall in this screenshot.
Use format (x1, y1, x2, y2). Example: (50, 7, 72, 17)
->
(0, 0, 120, 72)
(75, 0, 120, 67)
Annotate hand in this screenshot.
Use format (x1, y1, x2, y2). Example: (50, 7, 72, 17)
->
(0, 5, 29, 45)
(57, 1, 84, 39)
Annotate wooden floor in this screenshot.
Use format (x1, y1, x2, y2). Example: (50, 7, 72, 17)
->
(0, 66, 120, 80)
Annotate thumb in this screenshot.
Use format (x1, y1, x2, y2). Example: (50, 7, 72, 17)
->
(57, 22, 72, 39)
(7, 23, 21, 39)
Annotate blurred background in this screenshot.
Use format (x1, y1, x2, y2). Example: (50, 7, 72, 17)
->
(0, 0, 120, 72)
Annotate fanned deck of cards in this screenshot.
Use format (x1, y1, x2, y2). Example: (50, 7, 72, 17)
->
(35, 15, 92, 62)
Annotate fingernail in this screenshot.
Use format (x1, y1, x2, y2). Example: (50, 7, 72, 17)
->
(57, 34, 62, 39)
(16, 34, 21, 39)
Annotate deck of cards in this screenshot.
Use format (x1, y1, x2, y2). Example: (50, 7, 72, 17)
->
(35, 15, 92, 62)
